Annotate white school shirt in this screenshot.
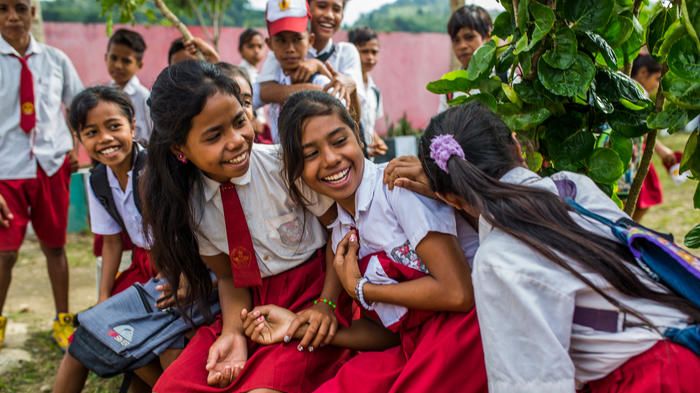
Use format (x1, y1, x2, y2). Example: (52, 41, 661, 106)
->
(258, 40, 364, 100)
(473, 167, 692, 393)
(329, 160, 458, 327)
(267, 71, 331, 144)
(194, 144, 333, 277)
(86, 165, 150, 249)
(0, 35, 83, 179)
(112, 76, 152, 145)
(359, 76, 383, 146)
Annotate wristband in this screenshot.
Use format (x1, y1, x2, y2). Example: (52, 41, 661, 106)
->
(313, 297, 337, 311)
(355, 277, 374, 311)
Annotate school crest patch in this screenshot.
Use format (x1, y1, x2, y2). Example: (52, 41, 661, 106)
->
(230, 246, 252, 268)
(277, 216, 303, 246)
(390, 241, 428, 273)
(21, 102, 34, 115)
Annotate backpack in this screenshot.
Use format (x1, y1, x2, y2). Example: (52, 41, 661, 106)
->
(69, 278, 220, 377)
(554, 178, 700, 355)
(89, 144, 147, 231)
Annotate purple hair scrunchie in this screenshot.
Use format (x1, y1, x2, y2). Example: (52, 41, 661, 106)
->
(429, 134, 465, 173)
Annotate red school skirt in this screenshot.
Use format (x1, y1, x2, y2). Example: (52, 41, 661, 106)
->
(637, 164, 663, 209)
(153, 250, 353, 393)
(584, 340, 700, 393)
(110, 245, 156, 296)
(315, 307, 487, 393)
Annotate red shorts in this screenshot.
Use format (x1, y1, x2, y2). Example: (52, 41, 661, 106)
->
(0, 156, 71, 251)
(111, 246, 156, 296)
(637, 164, 663, 209)
(585, 340, 700, 393)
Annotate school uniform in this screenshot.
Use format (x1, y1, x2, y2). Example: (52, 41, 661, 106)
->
(267, 71, 331, 143)
(86, 154, 154, 295)
(153, 144, 353, 393)
(258, 40, 364, 100)
(111, 75, 152, 145)
(473, 166, 699, 393)
(315, 160, 487, 393)
(359, 75, 383, 147)
(0, 35, 83, 251)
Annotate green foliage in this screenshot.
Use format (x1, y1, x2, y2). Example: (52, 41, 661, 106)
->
(387, 113, 423, 137)
(426, 0, 700, 245)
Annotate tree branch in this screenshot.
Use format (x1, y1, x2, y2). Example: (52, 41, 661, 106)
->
(624, 65, 668, 216)
(186, 0, 214, 43)
(154, 0, 193, 41)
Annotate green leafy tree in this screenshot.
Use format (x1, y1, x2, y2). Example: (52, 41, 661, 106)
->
(428, 0, 700, 246)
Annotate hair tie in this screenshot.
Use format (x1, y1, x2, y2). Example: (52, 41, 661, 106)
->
(429, 134, 465, 173)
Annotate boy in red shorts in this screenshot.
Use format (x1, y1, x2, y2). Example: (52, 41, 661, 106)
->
(0, 0, 83, 350)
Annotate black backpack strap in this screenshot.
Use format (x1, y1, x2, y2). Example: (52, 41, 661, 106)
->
(131, 144, 147, 215)
(89, 164, 127, 231)
(316, 44, 337, 63)
(372, 86, 381, 106)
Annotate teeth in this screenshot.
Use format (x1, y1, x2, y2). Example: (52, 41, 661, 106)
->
(225, 152, 247, 165)
(320, 22, 334, 28)
(99, 147, 119, 155)
(322, 168, 349, 182)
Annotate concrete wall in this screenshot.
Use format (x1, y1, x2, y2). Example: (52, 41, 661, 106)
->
(44, 22, 453, 134)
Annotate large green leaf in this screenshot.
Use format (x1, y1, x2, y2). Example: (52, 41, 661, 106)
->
(496, 46, 516, 75)
(542, 27, 578, 69)
(614, 14, 644, 67)
(668, 37, 700, 81)
(695, 183, 700, 210)
(426, 70, 475, 94)
(502, 108, 552, 130)
(582, 31, 617, 68)
(518, 0, 530, 34)
(538, 53, 596, 97)
(466, 40, 497, 81)
(556, 131, 596, 161)
(595, 69, 652, 109)
(589, 80, 615, 114)
(607, 107, 649, 138)
(561, 0, 614, 31)
(663, 71, 700, 110)
(492, 11, 514, 38)
(448, 93, 498, 112)
(588, 148, 625, 184)
(514, 34, 530, 55)
(529, 1, 555, 49)
(680, 130, 699, 174)
(602, 14, 634, 46)
(684, 224, 700, 249)
(609, 131, 633, 167)
(647, 105, 689, 131)
(656, 20, 685, 60)
(647, 7, 676, 57)
(514, 79, 557, 106)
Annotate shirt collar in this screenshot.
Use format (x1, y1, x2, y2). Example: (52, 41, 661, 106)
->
(335, 159, 377, 225)
(106, 165, 133, 193)
(116, 75, 141, 95)
(0, 34, 41, 56)
(499, 166, 558, 194)
(201, 161, 253, 202)
(308, 39, 334, 58)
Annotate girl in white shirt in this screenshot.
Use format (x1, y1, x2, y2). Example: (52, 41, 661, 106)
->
(418, 102, 700, 393)
(242, 90, 488, 393)
(142, 61, 352, 393)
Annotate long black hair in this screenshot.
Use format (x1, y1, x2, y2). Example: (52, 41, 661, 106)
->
(142, 60, 241, 317)
(420, 102, 700, 323)
(278, 90, 360, 207)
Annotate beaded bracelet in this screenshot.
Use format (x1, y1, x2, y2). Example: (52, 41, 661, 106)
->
(355, 277, 374, 311)
(313, 297, 337, 311)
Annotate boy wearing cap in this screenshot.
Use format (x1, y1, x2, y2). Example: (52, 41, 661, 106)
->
(264, 0, 332, 143)
(0, 0, 83, 350)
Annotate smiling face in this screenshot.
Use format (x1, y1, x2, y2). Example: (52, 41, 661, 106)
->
(0, 0, 33, 51)
(300, 113, 364, 213)
(309, 0, 343, 47)
(232, 75, 254, 122)
(177, 92, 254, 183)
(451, 27, 486, 68)
(240, 33, 265, 66)
(78, 100, 135, 170)
(267, 30, 313, 74)
(106, 43, 142, 88)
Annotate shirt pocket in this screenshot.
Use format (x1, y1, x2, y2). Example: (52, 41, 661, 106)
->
(266, 212, 305, 250)
(36, 68, 63, 122)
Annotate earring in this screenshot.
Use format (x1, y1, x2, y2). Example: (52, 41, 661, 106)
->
(176, 152, 187, 164)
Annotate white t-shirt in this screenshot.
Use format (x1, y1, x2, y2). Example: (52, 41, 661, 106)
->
(473, 167, 692, 393)
(194, 144, 333, 277)
(87, 164, 149, 249)
(0, 35, 83, 179)
(359, 76, 383, 146)
(112, 75, 152, 145)
(258, 40, 364, 101)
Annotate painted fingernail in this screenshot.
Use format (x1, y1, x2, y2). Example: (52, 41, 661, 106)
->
(349, 233, 357, 242)
(308, 346, 314, 352)
(284, 335, 291, 343)
(257, 316, 264, 322)
(297, 345, 304, 351)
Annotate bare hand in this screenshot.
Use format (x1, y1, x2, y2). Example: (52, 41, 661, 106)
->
(205, 333, 247, 387)
(323, 62, 352, 106)
(155, 274, 190, 309)
(368, 133, 388, 157)
(333, 230, 362, 298)
(383, 155, 435, 198)
(0, 194, 13, 228)
(241, 305, 296, 345)
(291, 59, 323, 83)
(184, 37, 220, 63)
(287, 302, 338, 351)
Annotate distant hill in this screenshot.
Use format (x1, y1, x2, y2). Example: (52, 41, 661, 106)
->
(350, 0, 501, 33)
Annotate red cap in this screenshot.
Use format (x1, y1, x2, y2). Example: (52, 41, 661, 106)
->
(266, 0, 311, 36)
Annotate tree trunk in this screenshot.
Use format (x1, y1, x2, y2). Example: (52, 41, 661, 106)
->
(449, 0, 464, 70)
(31, 0, 45, 43)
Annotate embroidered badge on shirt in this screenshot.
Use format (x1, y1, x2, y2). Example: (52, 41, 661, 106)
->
(21, 102, 34, 115)
(277, 216, 303, 246)
(230, 246, 252, 268)
(391, 241, 428, 273)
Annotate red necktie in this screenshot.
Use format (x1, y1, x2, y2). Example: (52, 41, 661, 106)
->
(12, 54, 35, 134)
(220, 183, 262, 287)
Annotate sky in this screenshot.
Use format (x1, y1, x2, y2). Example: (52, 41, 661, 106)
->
(249, 0, 505, 25)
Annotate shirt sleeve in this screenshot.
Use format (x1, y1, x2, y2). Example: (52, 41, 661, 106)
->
(87, 184, 122, 236)
(473, 242, 577, 393)
(258, 53, 281, 84)
(196, 231, 222, 256)
(58, 50, 84, 106)
(338, 44, 365, 99)
(388, 186, 457, 248)
(437, 93, 448, 114)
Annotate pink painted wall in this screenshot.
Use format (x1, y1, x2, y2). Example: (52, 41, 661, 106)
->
(44, 22, 452, 134)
